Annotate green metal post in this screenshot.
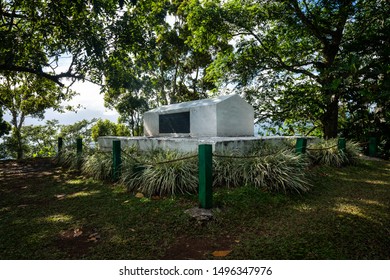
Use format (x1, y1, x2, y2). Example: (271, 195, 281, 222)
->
(198, 144, 213, 209)
(76, 138, 83, 155)
(368, 137, 377, 157)
(76, 138, 82, 168)
(112, 140, 122, 181)
(295, 138, 307, 154)
(338, 138, 346, 153)
(57, 137, 63, 158)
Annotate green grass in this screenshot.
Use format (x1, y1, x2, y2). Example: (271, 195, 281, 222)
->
(0, 159, 389, 259)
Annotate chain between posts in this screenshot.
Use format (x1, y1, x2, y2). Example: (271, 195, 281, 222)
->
(306, 144, 338, 151)
(155, 155, 198, 165)
(120, 149, 143, 162)
(212, 150, 284, 159)
(120, 148, 198, 166)
(63, 138, 374, 168)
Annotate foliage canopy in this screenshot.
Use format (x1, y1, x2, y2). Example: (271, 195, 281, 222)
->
(184, 0, 389, 139)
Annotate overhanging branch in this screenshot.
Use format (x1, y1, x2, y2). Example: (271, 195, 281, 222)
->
(0, 64, 86, 87)
(232, 21, 319, 81)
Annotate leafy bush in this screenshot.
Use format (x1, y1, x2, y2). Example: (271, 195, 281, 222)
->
(307, 139, 361, 167)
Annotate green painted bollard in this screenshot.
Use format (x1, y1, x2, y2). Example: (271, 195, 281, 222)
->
(368, 137, 377, 157)
(57, 137, 63, 159)
(58, 137, 63, 153)
(76, 138, 83, 155)
(338, 138, 346, 153)
(295, 138, 307, 154)
(112, 140, 121, 181)
(76, 138, 83, 168)
(198, 144, 213, 209)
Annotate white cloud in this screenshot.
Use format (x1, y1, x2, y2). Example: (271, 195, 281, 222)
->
(3, 55, 120, 126)
(3, 79, 119, 126)
(46, 79, 120, 125)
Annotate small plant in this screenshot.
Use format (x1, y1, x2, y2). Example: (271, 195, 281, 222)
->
(82, 151, 112, 180)
(213, 150, 243, 188)
(307, 139, 361, 167)
(56, 149, 82, 170)
(213, 148, 310, 194)
(241, 150, 310, 194)
(122, 149, 198, 196)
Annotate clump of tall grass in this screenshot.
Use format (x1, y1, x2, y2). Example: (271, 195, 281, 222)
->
(307, 139, 361, 167)
(241, 150, 310, 193)
(59, 141, 311, 195)
(122, 149, 198, 197)
(213, 148, 310, 194)
(212, 150, 243, 188)
(82, 151, 112, 180)
(344, 140, 362, 165)
(56, 149, 83, 170)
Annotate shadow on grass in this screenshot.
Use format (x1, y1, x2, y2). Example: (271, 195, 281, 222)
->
(0, 159, 389, 259)
(227, 160, 390, 259)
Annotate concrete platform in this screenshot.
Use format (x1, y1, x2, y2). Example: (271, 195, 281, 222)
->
(98, 136, 317, 153)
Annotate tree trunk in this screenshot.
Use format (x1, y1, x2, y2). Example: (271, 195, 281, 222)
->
(11, 112, 25, 159)
(322, 97, 339, 139)
(15, 129, 24, 159)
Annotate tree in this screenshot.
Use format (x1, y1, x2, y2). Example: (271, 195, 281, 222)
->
(184, 0, 389, 138)
(59, 119, 97, 148)
(0, 72, 75, 159)
(0, 107, 10, 137)
(0, 0, 127, 86)
(103, 0, 218, 129)
(91, 119, 130, 142)
(21, 120, 60, 158)
(113, 95, 149, 136)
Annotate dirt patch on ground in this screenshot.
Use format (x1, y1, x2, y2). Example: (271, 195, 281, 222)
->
(162, 234, 236, 259)
(1, 158, 236, 259)
(0, 158, 59, 189)
(56, 227, 101, 258)
(0, 158, 99, 258)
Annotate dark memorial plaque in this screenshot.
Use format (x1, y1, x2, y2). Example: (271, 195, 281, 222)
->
(159, 112, 190, 133)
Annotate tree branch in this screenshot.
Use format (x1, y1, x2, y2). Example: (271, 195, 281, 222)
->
(0, 64, 86, 87)
(231, 20, 319, 81)
(288, 0, 327, 45)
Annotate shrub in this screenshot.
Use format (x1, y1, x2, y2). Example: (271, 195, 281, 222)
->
(241, 150, 310, 194)
(213, 150, 244, 188)
(56, 149, 82, 170)
(122, 149, 198, 197)
(307, 139, 361, 167)
(213, 148, 310, 194)
(344, 140, 362, 165)
(60, 142, 312, 195)
(82, 151, 112, 180)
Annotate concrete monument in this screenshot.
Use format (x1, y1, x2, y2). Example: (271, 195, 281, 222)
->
(143, 94, 254, 137)
(98, 94, 315, 153)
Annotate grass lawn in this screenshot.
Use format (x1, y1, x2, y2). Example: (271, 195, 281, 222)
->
(0, 158, 389, 259)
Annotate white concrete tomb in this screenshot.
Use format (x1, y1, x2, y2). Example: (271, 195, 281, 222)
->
(143, 94, 254, 137)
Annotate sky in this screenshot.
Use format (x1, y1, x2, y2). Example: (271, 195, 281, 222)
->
(4, 80, 119, 126)
(3, 56, 120, 126)
(36, 81, 119, 126)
